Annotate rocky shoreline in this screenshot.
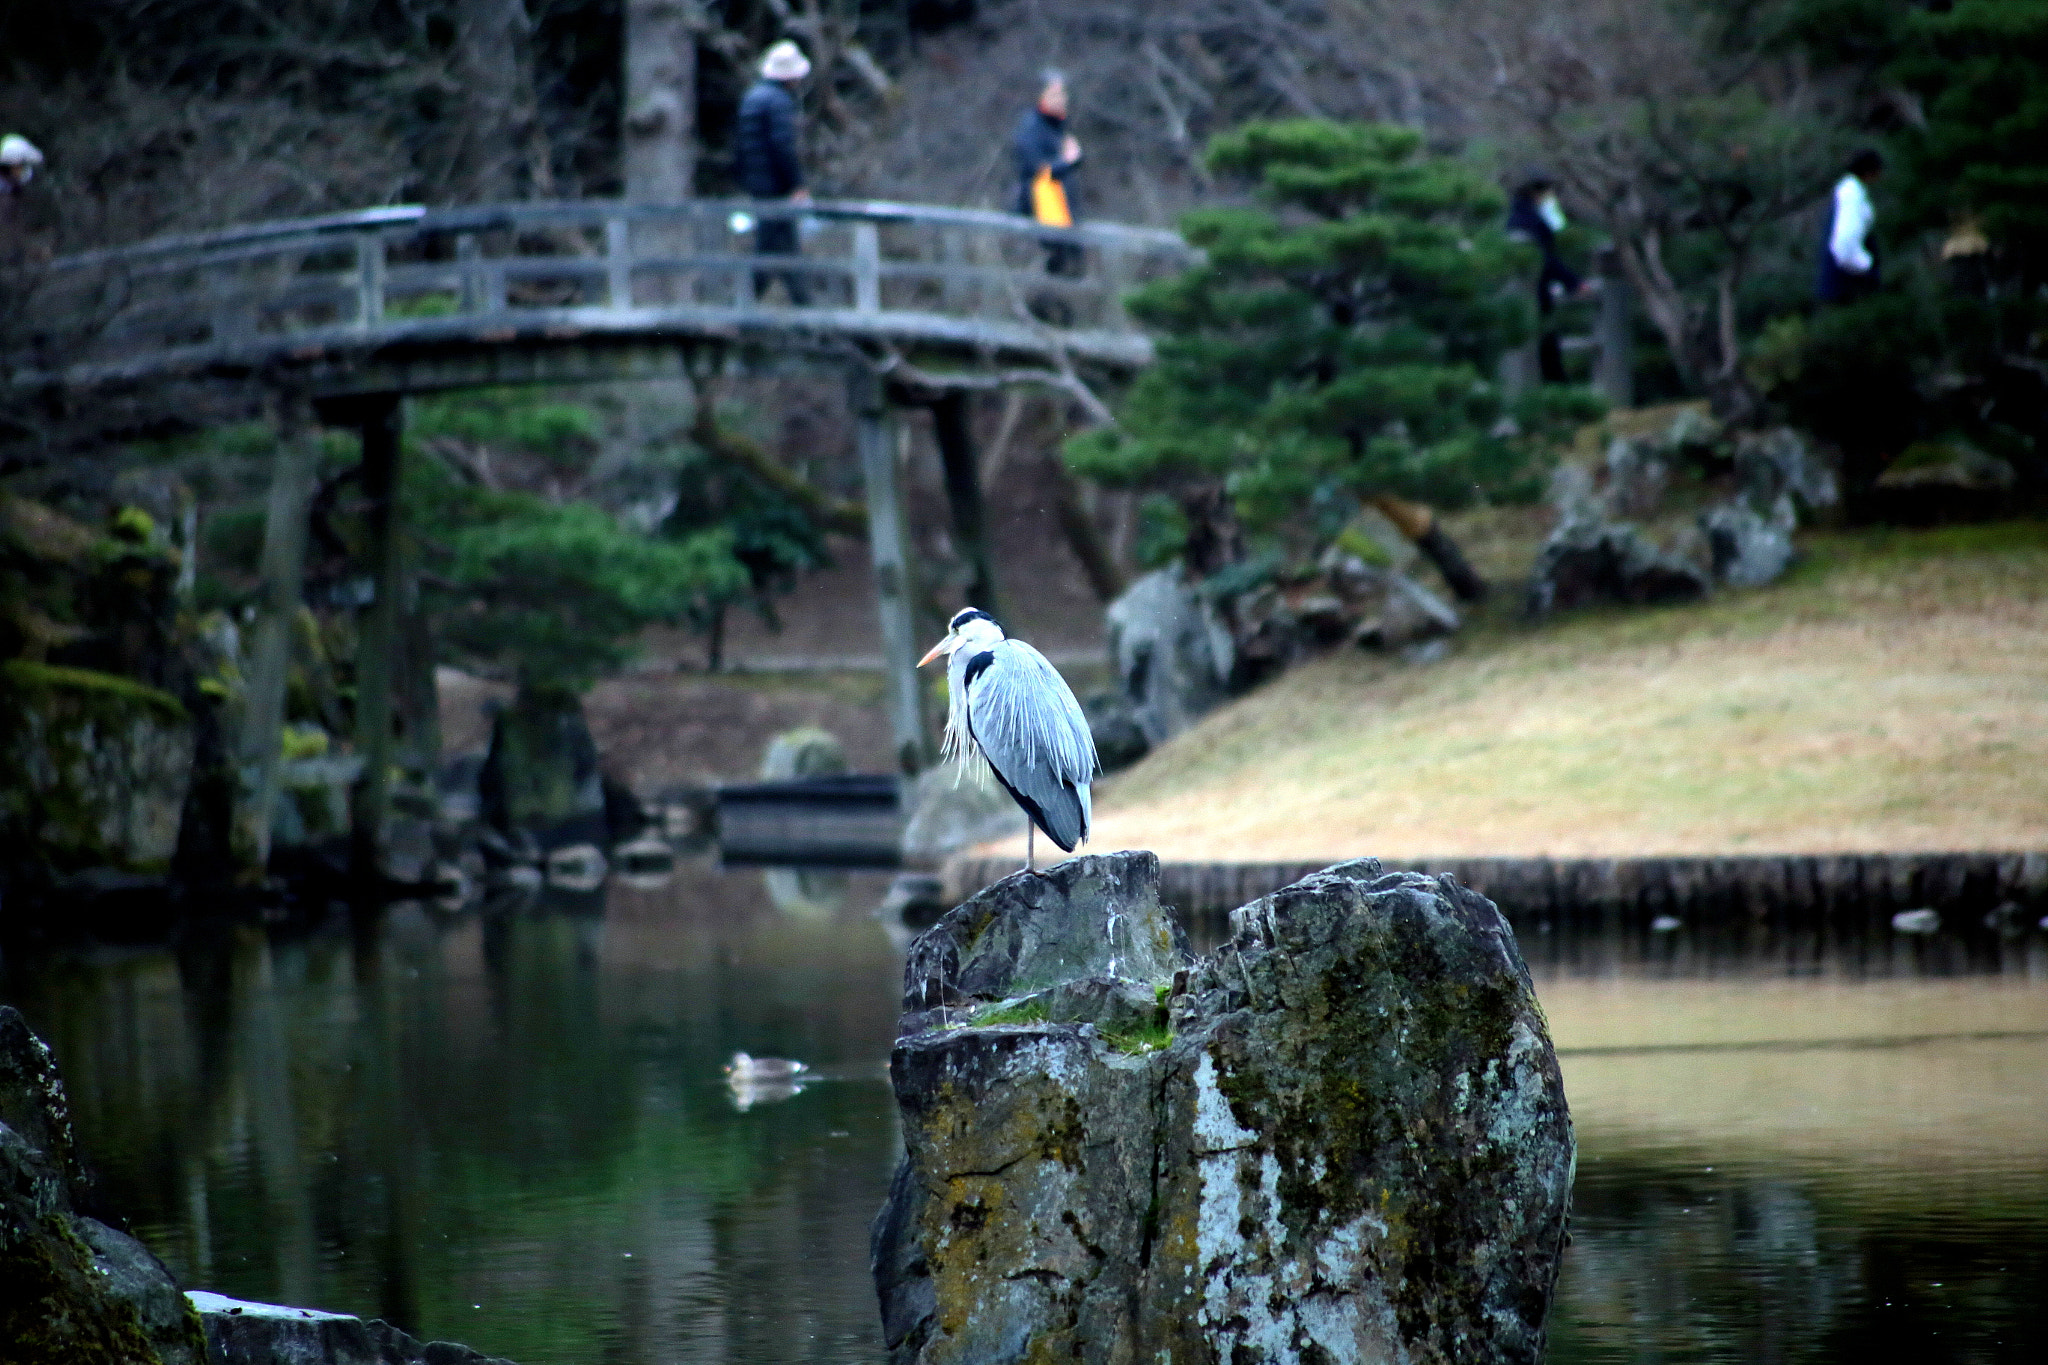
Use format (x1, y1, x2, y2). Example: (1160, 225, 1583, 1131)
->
(0, 1005, 514, 1365)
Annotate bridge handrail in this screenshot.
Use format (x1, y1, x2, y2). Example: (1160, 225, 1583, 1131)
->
(44, 198, 1190, 276)
(13, 196, 1195, 395)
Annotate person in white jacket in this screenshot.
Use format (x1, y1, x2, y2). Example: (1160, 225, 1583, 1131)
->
(1818, 149, 1883, 304)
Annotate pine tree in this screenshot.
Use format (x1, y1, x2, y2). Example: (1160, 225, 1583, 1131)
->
(1068, 120, 1592, 572)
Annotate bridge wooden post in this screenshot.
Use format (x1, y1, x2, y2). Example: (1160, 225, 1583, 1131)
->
(355, 232, 386, 329)
(240, 396, 322, 868)
(851, 367, 929, 774)
(853, 222, 882, 313)
(605, 216, 633, 308)
(347, 394, 406, 878)
(930, 391, 999, 618)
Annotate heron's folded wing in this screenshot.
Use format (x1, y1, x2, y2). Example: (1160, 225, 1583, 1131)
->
(965, 640, 1098, 848)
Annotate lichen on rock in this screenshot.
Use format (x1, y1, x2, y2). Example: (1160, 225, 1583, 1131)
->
(873, 851, 1573, 1365)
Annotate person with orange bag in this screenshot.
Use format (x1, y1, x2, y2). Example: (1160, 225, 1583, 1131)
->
(1012, 70, 1084, 277)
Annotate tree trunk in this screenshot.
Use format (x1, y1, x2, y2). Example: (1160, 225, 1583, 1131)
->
(625, 0, 698, 201)
(452, 0, 549, 201)
(1367, 494, 1487, 603)
(1611, 229, 1763, 425)
(1178, 485, 1244, 579)
(1048, 455, 1127, 604)
(930, 393, 999, 617)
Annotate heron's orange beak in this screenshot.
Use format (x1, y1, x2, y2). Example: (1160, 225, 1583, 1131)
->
(917, 635, 953, 667)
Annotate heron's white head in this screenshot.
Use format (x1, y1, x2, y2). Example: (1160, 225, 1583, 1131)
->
(918, 607, 1005, 666)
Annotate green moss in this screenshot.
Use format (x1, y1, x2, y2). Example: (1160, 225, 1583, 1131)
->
(0, 1211, 167, 1365)
(2, 661, 187, 724)
(1100, 1016, 1174, 1055)
(971, 997, 1051, 1027)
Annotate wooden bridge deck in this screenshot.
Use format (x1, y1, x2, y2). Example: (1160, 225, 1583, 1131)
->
(5, 199, 1191, 400)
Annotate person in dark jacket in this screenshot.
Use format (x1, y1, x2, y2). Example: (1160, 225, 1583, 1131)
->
(1506, 172, 1590, 383)
(736, 41, 812, 304)
(1013, 71, 1084, 277)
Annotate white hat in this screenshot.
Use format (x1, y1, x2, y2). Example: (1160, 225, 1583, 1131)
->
(0, 134, 44, 167)
(760, 40, 811, 81)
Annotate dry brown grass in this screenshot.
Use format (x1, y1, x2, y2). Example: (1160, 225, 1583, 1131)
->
(996, 522, 2048, 860)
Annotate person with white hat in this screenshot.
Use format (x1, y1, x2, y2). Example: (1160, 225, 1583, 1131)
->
(736, 41, 813, 305)
(0, 134, 44, 197)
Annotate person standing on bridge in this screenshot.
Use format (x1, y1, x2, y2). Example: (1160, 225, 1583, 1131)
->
(738, 41, 813, 306)
(1013, 70, 1084, 278)
(0, 135, 44, 219)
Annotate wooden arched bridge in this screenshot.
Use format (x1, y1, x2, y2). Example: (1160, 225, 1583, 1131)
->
(12, 199, 1188, 399)
(4, 199, 1193, 873)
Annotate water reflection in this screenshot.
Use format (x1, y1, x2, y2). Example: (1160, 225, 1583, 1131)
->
(5, 860, 905, 1364)
(4, 870, 2046, 1364)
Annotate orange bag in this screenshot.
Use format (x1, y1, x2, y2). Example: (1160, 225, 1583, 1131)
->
(1031, 167, 1073, 229)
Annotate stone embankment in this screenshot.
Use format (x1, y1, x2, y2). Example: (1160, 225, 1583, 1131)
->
(948, 850, 2048, 930)
(0, 1005, 513, 1365)
(873, 851, 1573, 1365)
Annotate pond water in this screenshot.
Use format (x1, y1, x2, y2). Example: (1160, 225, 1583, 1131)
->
(5, 861, 2046, 1364)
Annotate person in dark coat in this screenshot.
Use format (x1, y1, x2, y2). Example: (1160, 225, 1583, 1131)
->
(1012, 71, 1084, 277)
(1506, 172, 1589, 383)
(736, 41, 812, 304)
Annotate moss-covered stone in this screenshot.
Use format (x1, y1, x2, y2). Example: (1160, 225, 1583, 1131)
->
(0, 1006, 205, 1365)
(0, 660, 195, 873)
(873, 853, 1573, 1365)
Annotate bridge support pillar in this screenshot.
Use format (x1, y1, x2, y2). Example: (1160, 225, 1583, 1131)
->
(341, 394, 407, 880)
(930, 392, 999, 619)
(240, 397, 322, 868)
(852, 371, 930, 775)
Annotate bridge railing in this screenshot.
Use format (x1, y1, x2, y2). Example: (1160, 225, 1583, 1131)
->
(17, 199, 1193, 382)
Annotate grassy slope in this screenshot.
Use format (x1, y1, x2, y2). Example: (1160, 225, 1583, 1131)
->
(1029, 522, 2048, 860)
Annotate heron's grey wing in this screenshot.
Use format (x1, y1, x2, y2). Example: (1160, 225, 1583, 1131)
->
(964, 640, 1098, 852)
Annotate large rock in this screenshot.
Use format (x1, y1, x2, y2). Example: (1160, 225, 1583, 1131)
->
(0, 1006, 207, 1365)
(1105, 566, 1235, 749)
(760, 726, 849, 780)
(1525, 516, 1711, 616)
(476, 686, 607, 850)
(900, 763, 1028, 864)
(0, 660, 195, 876)
(190, 1291, 516, 1365)
(872, 852, 1574, 1364)
(1700, 496, 1796, 589)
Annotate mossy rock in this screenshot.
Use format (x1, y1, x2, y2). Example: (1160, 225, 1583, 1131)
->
(0, 661, 194, 873)
(0, 1006, 206, 1365)
(876, 854, 1573, 1365)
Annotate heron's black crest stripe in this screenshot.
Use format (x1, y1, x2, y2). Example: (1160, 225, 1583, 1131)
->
(949, 607, 996, 631)
(961, 649, 997, 690)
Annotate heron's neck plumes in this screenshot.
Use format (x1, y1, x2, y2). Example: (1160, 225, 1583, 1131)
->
(941, 621, 1004, 769)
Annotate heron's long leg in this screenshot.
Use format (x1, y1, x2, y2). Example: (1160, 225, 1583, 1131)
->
(1025, 820, 1035, 873)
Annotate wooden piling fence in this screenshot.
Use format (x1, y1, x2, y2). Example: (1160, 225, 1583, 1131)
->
(944, 851, 2048, 931)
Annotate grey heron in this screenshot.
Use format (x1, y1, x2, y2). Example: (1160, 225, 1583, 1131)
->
(918, 607, 1097, 870)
